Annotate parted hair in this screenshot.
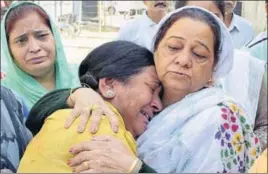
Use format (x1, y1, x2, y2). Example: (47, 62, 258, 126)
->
(79, 41, 155, 89)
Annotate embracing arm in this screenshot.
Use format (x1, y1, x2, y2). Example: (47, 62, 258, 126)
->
(26, 88, 72, 135)
(68, 136, 157, 173)
(26, 87, 119, 136)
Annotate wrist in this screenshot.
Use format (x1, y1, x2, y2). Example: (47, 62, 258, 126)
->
(67, 87, 82, 107)
(128, 158, 142, 173)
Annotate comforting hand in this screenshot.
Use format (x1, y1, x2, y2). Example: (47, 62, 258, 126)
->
(65, 88, 119, 133)
(68, 136, 137, 173)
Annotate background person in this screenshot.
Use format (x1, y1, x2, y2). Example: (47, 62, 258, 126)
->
(1, 1, 80, 110)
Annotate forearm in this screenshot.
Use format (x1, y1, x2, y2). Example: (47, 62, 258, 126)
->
(26, 88, 72, 135)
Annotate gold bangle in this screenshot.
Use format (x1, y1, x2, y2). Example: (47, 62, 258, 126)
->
(131, 159, 142, 173)
(128, 158, 138, 173)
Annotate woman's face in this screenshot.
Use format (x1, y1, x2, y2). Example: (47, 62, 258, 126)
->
(154, 17, 215, 94)
(187, 1, 224, 21)
(112, 66, 162, 138)
(8, 11, 56, 78)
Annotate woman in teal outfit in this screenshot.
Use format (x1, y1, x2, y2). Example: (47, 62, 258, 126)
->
(1, 1, 80, 110)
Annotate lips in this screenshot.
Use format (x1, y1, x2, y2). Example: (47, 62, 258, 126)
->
(155, 2, 167, 8)
(28, 56, 47, 64)
(140, 110, 150, 125)
(171, 71, 190, 78)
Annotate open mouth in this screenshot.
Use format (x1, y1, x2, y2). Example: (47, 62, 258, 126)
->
(140, 110, 150, 124)
(155, 2, 167, 8)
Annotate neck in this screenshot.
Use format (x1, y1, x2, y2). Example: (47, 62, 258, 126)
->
(225, 13, 233, 28)
(147, 10, 166, 24)
(162, 88, 188, 109)
(34, 67, 56, 91)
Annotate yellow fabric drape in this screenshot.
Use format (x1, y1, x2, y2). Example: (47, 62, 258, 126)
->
(18, 103, 136, 173)
(249, 149, 267, 173)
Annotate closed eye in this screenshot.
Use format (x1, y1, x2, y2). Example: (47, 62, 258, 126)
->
(193, 52, 206, 59)
(168, 46, 179, 51)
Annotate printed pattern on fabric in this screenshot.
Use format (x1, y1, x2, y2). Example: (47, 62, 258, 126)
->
(215, 102, 261, 173)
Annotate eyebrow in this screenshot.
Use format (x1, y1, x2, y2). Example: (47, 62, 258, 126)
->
(168, 36, 211, 53)
(13, 30, 49, 42)
(168, 36, 185, 41)
(14, 33, 27, 42)
(33, 29, 49, 34)
(194, 40, 211, 53)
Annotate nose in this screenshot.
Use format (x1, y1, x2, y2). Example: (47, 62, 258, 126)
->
(174, 49, 192, 68)
(150, 88, 163, 114)
(28, 37, 41, 53)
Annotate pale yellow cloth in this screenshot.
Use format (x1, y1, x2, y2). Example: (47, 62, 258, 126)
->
(249, 149, 267, 173)
(18, 103, 136, 173)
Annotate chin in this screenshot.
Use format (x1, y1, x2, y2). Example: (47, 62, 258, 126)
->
(30, 66, 54, 77)
(165, 83, 189, 91)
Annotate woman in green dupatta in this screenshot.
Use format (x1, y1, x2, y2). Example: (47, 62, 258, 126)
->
(1, 1, 80, 110)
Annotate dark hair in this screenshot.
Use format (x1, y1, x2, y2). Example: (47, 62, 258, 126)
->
(79, 41, 155, 90)
(154, 8, 222, 66)
(5, 3, 51, 39)
(174, 0, 225, 19)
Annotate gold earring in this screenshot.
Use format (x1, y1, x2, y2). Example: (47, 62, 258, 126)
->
(205, 78, 214, 87)
(105, 90, 115, 98)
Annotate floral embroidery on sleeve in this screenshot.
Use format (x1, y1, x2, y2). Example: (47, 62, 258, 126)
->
(215, 102, 261, 173)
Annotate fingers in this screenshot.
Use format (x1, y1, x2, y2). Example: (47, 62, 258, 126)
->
(73, 160, 94, 173)
(68, 151, 94, 167)
(70, 140, 111, 155)
(80, 169, 99, 173)
(73, 160, 124, 173)
(77, 107, 90, 133)
(65, 109, 80, 128)
(89, 107, 103, 133)
(69, 141, 92, 155)
(102, 106, 119, 133)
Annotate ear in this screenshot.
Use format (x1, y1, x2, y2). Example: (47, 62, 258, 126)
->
(99, 78, 116, 99)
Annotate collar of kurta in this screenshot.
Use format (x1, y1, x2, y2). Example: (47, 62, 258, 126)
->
(228, 13, 241, 32)
(142, 11, 157, 27)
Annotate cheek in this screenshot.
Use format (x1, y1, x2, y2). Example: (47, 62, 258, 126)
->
(46, 38, 56, 60)
(191, 64, 213, 85)
(154, 54, 170, 80)
(9, 45, 27, 65)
